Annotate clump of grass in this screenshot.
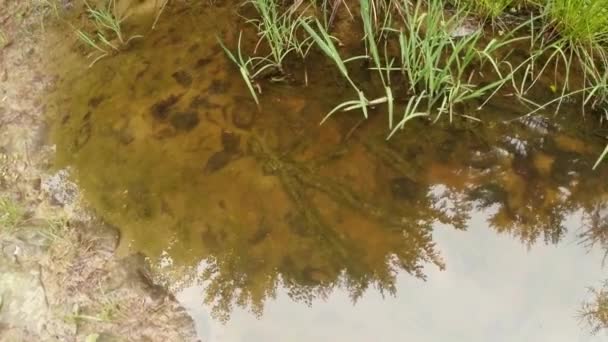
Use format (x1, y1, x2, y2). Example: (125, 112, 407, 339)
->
(518, 0, 608, 103)
(75, 0, 143, 67)
(544, 0, 608, 168)
(37, 0, 62, 18)
(300, 0, 520, 132)
(223, 0, 608, 166)
(0, 197, 25, 231)
(387, 0, 519, 135)
(219, 0, 315, 106)
(0, 30, 7, 49)
(455, 0, 516, 18)
(246, 0, 313, 74)
(300, 18, 379, 121)
(503, 0, 608, 167)
(546, 0, 608, 47)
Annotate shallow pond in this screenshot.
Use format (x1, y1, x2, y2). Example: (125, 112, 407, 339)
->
(45, 1, 608, 341)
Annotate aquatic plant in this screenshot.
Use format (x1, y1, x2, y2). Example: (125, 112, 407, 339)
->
(520, 0, 607, 94)
(360, 0, 394, 127)
(544, 0, 608, 167)
(300, 18, 379, 122)
(76, 0, 143, 67)
(298, 0, 522, 132)
(498, 0, 608, 166)
(246, 0, 313, 73)
(218, 32, 261, 106)
(84, 0, 127, 45)
(220, 0, 608, 166)
(388, 0, 519, 127)
(152, 0, 170, 30)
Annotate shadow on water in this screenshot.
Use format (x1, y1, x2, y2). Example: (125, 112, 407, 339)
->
(45, 1, 608, 339)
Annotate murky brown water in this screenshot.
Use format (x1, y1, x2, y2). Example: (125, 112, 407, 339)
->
(45, 2, 608, 341)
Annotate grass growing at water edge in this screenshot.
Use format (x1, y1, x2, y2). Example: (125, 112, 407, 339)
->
(76, 0, 143, 67)
(387, 0, 521, 135)
(0, 197, 25, 231)
(300, 18, 376, 122)
(0, 30, 8, 49)
(218, 32, 261, 106)
(221, 0, 608, 166)
(246, 0, 314, 74)
(506, 0, 608, 167)
(453, 0, 516, 18)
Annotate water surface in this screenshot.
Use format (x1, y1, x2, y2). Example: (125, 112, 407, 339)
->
(45, 2, 608, 340)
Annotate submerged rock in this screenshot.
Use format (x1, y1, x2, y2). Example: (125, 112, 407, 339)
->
(518, 115, 553, 135)
(207, 79, 228, 94)
(450, 22, 479, 37)
(87, 95, 105, 108)
(232, 98, 256, 129)
(221, 130, 240, 153)
(204, 131, 242, 173)
(73, 121, 92, 152)
(150, 94, 181, 120)
(171, 70, 193, 87)
(41, 169, 78, 206)
(204, 150, 234, 174)
(170, 111, 200, 132)
(189, 94, 219, 109)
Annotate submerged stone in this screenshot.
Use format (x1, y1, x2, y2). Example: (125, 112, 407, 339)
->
(189, 94, 221, 109)
(204, 150, 233, 174)
(73, 121, 91, 152)
(170, 111, 199, 132)
(150, 94, 181, 120)
(233, 110, 255, 129)
(232, 99, 257, 129)
(207, 79, 228, 94)
(221, 130, 240, 153)
(87, 95, 105, 108)
(172, 70, 193, 87)
(195, 57, 212, 68)
(117, 128, 135, 145)
(512, 154, 536, 179)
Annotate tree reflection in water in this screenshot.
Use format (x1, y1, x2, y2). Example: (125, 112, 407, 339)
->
(153, 115, 608, 323)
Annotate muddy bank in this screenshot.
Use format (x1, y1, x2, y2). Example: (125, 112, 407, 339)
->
(0, 1, 197, 340)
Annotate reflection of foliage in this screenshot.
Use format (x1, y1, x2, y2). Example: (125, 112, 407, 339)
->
(198, 203, 446, 321)
(202, 254, 279, 322)
(464, 135, 594, 247)
(182, 134, 460, 321)
(580, 281, 608, 334)
(431, 186, 472, 231)
(579, 201, 608, 262)
(185, 124, 608, 322)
